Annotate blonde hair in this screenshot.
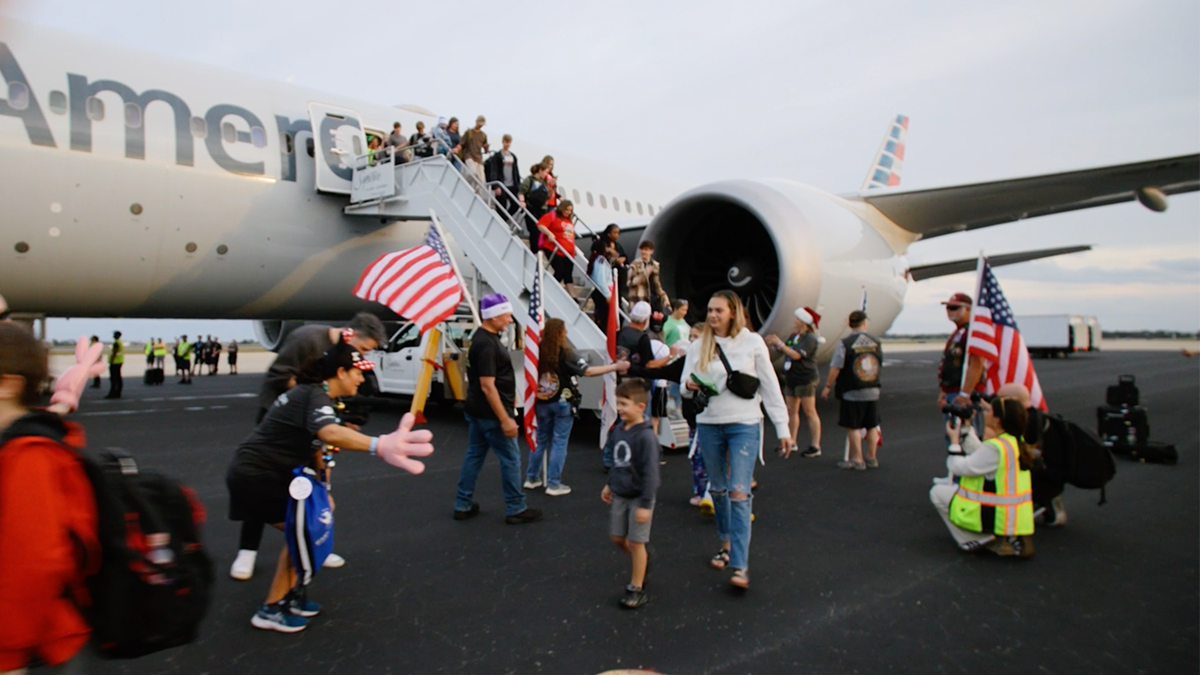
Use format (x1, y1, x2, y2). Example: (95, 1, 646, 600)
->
(695, 290, 747, 371)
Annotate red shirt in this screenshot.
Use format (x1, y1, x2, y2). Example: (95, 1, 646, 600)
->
(537, 212, 575, 257)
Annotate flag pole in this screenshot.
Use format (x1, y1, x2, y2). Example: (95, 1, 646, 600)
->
(429, 209, 482, 327)
(958, 251, 987, 394)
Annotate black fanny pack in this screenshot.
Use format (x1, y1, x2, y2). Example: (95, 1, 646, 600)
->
(716, 344, 760, 399)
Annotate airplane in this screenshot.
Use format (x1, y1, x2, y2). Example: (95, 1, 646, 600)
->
(1, 19, 1197, 355)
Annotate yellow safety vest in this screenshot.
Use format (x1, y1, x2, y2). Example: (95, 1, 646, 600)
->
(176, 342, 191, 358)
(153, 343, 167, 357)
(109, 340, 125, 365)
(145, 343, 153, 356)
(949, 433, 1034, 536)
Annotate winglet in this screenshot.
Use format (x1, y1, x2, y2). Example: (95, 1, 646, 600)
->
(862, 114, 909, 191)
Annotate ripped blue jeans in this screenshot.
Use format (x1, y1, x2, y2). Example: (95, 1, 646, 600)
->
(697, 422, 760, 570)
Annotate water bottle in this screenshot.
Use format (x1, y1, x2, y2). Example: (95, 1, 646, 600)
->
(145, 532, 174, 585)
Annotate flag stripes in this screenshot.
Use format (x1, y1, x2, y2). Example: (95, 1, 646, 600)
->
(352, 225, 464, 332)
(966, 259, 1047, 410)
(523, 257, 544, 453)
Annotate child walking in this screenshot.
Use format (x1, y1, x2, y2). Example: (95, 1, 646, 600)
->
(600, 379, 660, 609)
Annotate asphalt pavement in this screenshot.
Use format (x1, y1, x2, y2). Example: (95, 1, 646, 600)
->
(74, 351, 1199, 675)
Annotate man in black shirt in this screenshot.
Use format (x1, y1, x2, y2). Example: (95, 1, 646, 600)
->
(454, 294, 542, 524)
(616, 302, 655, 379)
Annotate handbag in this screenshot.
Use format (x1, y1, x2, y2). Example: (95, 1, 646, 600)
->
(590, 255, 613, 299)
(716, 343, 760, 399)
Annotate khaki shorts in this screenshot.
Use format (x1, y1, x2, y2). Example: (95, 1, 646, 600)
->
(784, 381, 818, 398)
(609, 494, 654, 543)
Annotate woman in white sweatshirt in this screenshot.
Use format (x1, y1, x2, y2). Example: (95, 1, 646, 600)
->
(681, 290, 794, 589)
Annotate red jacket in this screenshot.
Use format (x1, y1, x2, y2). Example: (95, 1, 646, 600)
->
(0, 413, 100, 670)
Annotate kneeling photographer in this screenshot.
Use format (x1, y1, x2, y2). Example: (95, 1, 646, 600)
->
(929, 395, 1036, 558)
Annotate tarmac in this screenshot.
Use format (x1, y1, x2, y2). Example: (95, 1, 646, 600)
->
(71, 350, 1197, 675)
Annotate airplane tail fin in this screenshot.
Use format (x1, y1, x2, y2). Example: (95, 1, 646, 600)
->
(862, 114, 909, 191)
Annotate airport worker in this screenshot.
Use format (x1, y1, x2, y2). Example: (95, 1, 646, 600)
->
(225, 339, 434, 633)
(453, 294, 542, 524)
(994, 383, 1067, 527)
(104, 330, 125, 399)
(176, 335, 194, 384)
(765, 307, 823, 458)
(228, 338, 240, 375)
(600, 378, 660, 609)
(821, 310, 881, 470)
(0, 324, 104, 672)
(939, 293, 987, 442)
(537, 200, 578, 296)
(232, 313, 386, 581)
(681, 290, 793, 589)
(627, 241, 671, 334)
(209, 336, 222, 375)
(523, 318, 629, 496)
(90, 335, 103, 387)
(929, 395, 1035, 558)
(145, 339, 155, 367)
(153, 337, 167, 369)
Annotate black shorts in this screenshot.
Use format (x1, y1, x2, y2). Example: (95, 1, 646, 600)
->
(226, 469, 291, 525)
(550, 254, 574, 283)
(838, 399, 880, 429)
(650, 383, 669, 418)
(228, 353, 238, 365)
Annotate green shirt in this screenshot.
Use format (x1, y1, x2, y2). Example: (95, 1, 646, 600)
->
(662, 316, 689, 347)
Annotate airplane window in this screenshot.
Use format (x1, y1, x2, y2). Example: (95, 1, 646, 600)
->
(85, 96, 105, 122)
(6, 82, 29, 111)
(647, 204, 654, 216)
(48, 91, 67, 115)
(124, 102, 142, 128)
(637, 202, 644, 215)
(189, 116, 206, 138)
(221, 122, 236, 144)
(281, 132, 294, 155)
(587, 192, 594, 207)
(625, 199, 631, 213)
(599, 195, 607, 208)
(352, 136, 363, 156)
(250, 126, 267, 149)
(572, 189, 580, 203)
(611, 196, 618, 210)
(306, 137, 315, 157)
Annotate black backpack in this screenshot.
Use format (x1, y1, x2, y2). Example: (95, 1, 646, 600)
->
(1041, 413, 1117, 504)
(1, 414, 214, 659)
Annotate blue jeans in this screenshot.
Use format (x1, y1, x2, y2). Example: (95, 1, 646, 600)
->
(456, 413, 528, 516)
(527, 401, 574, 487)
(697, 422, 760, 570)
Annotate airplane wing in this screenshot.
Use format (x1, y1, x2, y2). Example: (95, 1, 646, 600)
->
(851, 154, 1199, 240)
(907, 245, 1091, 281)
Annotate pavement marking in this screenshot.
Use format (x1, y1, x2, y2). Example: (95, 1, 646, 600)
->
(79, 405, 233, 417)
(89, 392, 257, 404)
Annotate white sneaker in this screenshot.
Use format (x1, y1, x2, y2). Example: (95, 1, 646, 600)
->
(544, 484, 572, 496)
(523, 478, 544, 490)
(322, 552, 345, 568)
(230, 549, 257, 580)
(932, 476, 952, 486)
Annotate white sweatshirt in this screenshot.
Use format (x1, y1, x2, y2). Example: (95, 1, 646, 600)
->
(680, 328, 790, 440)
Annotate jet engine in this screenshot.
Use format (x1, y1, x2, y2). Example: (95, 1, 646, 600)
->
(253, 319, 307, 352)
(644, 179, 907, 340)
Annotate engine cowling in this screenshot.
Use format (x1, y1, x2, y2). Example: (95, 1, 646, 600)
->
(253, 319, 306, 352)
(644, 179, 907, 341)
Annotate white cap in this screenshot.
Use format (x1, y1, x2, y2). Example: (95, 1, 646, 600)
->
(630, 301, 652, 322)
(795, 307, 813, 325)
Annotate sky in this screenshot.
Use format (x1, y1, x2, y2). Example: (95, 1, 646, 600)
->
(4, 0, 1198, 340)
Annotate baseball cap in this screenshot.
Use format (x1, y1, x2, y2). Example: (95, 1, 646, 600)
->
(630, 301, 652, 322)
(941, 293, 972, 306)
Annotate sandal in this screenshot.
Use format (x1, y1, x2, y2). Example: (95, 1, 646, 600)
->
(729, 568, 750, 589)
(710, 549, 730, 570)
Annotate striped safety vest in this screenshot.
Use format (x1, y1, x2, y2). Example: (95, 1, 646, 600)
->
(949, 433, 1034, 536)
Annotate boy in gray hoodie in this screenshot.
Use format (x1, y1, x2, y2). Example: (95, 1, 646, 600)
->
(601, 379, 660, 609)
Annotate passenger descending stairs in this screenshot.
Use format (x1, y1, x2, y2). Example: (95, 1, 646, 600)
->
(343, 155, 608, 356)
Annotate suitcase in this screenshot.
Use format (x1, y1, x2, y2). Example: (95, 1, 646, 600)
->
(1097, 404, 1149, 449)
(1125, 441, 1178, 465)
(1106, 374, 1139, 407)
(144, 367, 164, 385)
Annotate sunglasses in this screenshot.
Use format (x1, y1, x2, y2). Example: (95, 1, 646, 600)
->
(945, 305, 963, 311)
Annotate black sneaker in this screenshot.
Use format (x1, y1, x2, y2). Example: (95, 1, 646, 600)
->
(453, 503, 480, 521)
(801, 446, 822, 458)
(504, 508, 543, 524)
(620, 584, 647, 609)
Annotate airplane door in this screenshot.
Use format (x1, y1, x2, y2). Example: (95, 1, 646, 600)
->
(307, 102, 367, 194)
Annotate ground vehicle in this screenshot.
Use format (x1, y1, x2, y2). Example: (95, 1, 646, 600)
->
(1086, 315, 1103, 351)
(365, 319, 474, 402)
(1018, 314, 1093, 357)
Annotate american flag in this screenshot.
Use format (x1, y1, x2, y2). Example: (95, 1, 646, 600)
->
(523, 256, 545, 453)
(352, 224, 463, 332)
(599, 267, 619, 449)
(966, 258, 1047, 410)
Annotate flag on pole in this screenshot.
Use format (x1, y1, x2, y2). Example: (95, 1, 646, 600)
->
(966, 257, 1047, 410)
(352, 224, 463, 332)
(860, 286, 868, 312)
(523, 256, 545, 453)
(599, 267, 620, 449)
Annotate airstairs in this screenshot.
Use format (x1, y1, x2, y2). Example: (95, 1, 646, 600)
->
(343, 155, 610, 356)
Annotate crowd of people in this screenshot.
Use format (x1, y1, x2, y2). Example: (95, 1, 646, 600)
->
(86, 333, 241, 396)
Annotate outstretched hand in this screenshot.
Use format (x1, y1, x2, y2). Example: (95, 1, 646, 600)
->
(376, 412, 435, 474)
(49, 336, 106, 414)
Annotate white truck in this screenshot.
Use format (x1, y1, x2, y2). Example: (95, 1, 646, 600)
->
(1017, 314, 1093, 358)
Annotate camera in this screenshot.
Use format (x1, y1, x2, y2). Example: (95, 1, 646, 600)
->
(941, 391, 985, 421)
